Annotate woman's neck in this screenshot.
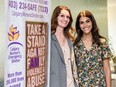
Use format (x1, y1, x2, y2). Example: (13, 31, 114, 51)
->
(55, 28, 67, 46)
(55, 32, 65, 40)
(82, 33, 92, 41)
(82, 33, 93, 51)
(55, 26, 65, 37)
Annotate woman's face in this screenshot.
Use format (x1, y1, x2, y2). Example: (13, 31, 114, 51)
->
(57, 9, 70, 28)
(79, 16, 92, 34)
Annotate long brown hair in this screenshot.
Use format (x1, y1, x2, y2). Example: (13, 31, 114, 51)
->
(74, 10, 105, 46)
(51, 5, 73, 40)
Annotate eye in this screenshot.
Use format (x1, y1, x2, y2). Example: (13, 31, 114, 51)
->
(80, 21, 84, 24)
(66, 16, 70, 19)
(85, 18, 91, 23)
(86, 19, 91, 23)
(60, 14, 65, 17)
(59, 14, 70, 19)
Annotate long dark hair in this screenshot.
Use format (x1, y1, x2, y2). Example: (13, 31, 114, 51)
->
(51, 5, 73, 39)
(74, 10, 105, 46)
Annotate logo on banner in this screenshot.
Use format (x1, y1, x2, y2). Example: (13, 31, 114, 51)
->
(8, 24, 23, 63)
(8, 25, 19, 41)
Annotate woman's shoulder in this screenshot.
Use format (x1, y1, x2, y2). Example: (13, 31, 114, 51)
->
(100, 38, 107, 43)
(99, 38, 109, 47)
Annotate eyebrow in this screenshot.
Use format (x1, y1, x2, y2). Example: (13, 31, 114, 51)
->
(59, 13, 70, 16)
(80, 18, 90, 21)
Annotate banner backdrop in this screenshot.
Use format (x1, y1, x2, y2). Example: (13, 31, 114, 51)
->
(5, 0, 50, 87)
(26, 21, 47, 87)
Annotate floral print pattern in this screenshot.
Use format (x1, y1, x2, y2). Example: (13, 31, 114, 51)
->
(74, 40, 113, 87)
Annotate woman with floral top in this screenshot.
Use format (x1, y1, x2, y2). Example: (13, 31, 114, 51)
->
(73, 10, 113, 87)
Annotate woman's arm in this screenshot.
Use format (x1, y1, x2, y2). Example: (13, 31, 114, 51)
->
(103, 58, 111, 87)
(71, 47, 78, 87)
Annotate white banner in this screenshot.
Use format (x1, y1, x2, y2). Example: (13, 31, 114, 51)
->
(5, 0, 50, 87)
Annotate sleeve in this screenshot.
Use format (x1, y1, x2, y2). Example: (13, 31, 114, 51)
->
(101, 41, 113, 60)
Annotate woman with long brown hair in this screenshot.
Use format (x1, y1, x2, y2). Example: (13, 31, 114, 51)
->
(50, 5, 78, 87)
(74, 10, 113, 87)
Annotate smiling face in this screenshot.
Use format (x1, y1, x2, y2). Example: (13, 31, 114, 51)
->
(57, 9, 70, 29)
(79, 16, 92, 34)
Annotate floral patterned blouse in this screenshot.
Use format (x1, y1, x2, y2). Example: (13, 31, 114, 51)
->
(74, 39, 113, 87)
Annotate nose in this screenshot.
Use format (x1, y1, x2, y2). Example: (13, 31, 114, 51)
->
(64, 16, 68, 21)
(83, 22, 87, 27)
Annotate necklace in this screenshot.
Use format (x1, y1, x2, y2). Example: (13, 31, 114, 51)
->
(62, 38, 66, 43)
(82, 37, 92, 41)
(82, 37, 93, 51)
(56, 35, 66, 45)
